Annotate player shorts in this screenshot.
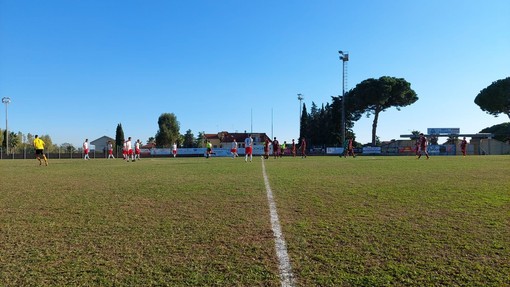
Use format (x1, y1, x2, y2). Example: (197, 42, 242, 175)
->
(108, 150, 113, 155)
(135, 149, 141, 155)
(128, 149, 133, 155)
(246, 147, 253, 155)
(84, 149, 89, 154)
(35, 149, 44, 155)
(231, 148, 237, 153)
(172, 150, 177, 155)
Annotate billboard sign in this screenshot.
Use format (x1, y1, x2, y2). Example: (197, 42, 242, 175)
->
(427, 128, 460, 135)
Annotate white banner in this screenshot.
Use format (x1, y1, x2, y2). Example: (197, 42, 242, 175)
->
(362, 146, 381, 154)
(326, 147, 344, 154)
(427, 128, 460, 135)
(151, 148, 172, 155)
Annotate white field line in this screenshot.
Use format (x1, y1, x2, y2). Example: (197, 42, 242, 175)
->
(261, 160, 296, 287)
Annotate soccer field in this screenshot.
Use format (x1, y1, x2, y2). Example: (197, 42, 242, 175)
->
(1, 156, 509, 286)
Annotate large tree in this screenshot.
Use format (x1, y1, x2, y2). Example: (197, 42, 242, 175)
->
(39, 134, 56, 152)
(297, 96, 362, 147)
(350, 76, 418, 145)
(2, 130, 20, 152)
(330, 91, 363, 145)
(115, 123, 125, 151)
(307, 102, 320, 147)
(474, 77, 510, 119)
(479, 122, 510, 142)
(155, 113, 180, 148)
(195, 131, 206, 148)
(182, 130, 195, 148)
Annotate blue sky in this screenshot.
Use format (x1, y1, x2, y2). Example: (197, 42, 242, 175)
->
(1, 0, 509, 147)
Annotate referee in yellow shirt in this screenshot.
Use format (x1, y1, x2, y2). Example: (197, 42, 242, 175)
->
(33, 135, 48, 166)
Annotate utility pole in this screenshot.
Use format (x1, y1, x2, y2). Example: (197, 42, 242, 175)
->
(338, 51, 349, 145)
(297, 94, 304, 143)
(2, 97, 11, 155)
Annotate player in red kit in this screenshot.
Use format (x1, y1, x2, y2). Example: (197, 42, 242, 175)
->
(272, 137, 280, 159)
(300, 137, 307, 158)
(460, 137, 468, 156)
(291, 139, 297, 157)
(344, 138, 356, 158)
(417, 133, 430, 159)
(263, 138, 271, 159)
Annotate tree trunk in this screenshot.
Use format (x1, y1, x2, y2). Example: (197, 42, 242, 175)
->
(371, 108, 380, 146)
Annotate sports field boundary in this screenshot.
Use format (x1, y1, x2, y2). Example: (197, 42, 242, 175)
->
(261, 159, 296, 287)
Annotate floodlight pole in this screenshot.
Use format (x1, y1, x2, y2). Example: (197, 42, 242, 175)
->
(2, 97, 11, 155)
(297, 93, 304, 122)
(339, 51, 349, 145)
(297, 93, 304, 142)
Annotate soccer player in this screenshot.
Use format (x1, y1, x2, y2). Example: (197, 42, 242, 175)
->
(417, 133, 430, 159)
(231, 139, 238, 158)
(460, 137, 468, 156)
(122, 140, 127, 160)
(344, 138, 356, 158)
(172, 142, 177, 158)
(414, 137, 421, 157)
(244, 134, 253, 162)
(135, 139, 142, 160)
(272, 137, 279, 159)
(206, 141, 213, 158)
(125, 137, 134, 162)
(83, 139, 90, 160)
(107, 141, 115, 159)
(291, 139, 297, 157)
(33, 135, 48, 166)
(263, 137, 271, 159)
(280, 141, 286, 158)
(299, 137, 307, 158)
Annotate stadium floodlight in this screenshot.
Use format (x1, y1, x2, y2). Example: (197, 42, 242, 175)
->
(297, 93, 304, 117)
(2, 97, 11, 155)
(338, 51, 349, 145)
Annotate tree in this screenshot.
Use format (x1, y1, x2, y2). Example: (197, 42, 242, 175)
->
(474, 77, 510, 119)
(61, 143, 76, 153)
(308, 102, 320, 147)
(115, 123, 125, 151)
(480, 122, 510, 142)
(183, 129, 195, 148)
(195, 132, 206, 148)
(350, 76, 418, 145)
(16, 132, 30, 153)
(2, 130, 20, 152)
(39, 135, 54, 152)
(299, 103, 309, 145)
(217, 131, 228, 148)
(26, 133, 34, 145)
(155, 113, 180, 148)
(147, 137, 155, 145)
(330, 92, 363, 145)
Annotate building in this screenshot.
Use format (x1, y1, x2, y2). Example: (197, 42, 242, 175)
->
(90, 136, 115, 152)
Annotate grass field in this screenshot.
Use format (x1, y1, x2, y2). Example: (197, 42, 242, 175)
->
(0, 155, 509, 286)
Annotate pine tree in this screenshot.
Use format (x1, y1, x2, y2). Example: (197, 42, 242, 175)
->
(115, 123, 125, 152)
